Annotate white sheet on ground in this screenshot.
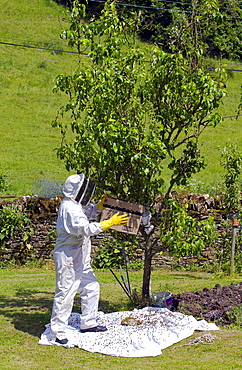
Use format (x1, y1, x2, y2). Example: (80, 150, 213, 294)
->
(38, 307, 219, 357)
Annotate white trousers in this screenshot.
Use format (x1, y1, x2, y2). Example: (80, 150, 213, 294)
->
(50, 245, 99, 340)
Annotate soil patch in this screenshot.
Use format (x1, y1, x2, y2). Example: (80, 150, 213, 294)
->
(172, 282, 242, 326)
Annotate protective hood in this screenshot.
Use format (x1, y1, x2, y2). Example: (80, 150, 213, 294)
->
(62, 174, 96, 206)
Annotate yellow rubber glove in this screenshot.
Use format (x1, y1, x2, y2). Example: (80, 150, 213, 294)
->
(97, 194, 108, 211)
(100, 212, 129, 231)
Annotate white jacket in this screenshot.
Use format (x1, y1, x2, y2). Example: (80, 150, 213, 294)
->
(55, 174, 102, 252)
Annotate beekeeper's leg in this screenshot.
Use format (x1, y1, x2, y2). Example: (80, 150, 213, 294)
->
(79, 266, 100, 330)
(50, 248, 83, 341)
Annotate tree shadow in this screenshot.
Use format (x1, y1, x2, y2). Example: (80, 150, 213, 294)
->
(0, 288, 53, 337)
(98, 299, 131, 313)
(0, 288, 129, 338)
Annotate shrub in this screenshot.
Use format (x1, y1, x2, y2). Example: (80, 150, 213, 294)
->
(160, 198, 219, 260)
(0, 205, 30, 246)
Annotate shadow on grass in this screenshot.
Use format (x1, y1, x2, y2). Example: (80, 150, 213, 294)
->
(0, 289, 53, 337)
(0, 288, 129, 338)
(98, 299, 132, 314)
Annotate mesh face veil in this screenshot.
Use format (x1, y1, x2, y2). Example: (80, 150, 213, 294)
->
(75, 176, 96, 206)
(80, 180, 96, 206)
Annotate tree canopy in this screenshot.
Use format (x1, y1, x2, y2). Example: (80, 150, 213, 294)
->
(53, 0, 226, 204)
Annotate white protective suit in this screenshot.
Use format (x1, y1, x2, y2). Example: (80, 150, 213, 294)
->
(50, 174, 103, 341)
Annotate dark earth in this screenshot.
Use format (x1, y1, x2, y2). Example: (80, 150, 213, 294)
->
(171, 282, 242, 327)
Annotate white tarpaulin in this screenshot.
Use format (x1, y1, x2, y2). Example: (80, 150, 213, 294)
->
(38, 307, 219, 357)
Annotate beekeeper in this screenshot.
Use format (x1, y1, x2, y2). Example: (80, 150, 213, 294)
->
(50, 173, 129, 345)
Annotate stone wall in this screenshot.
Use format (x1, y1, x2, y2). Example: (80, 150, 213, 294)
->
(0, 192, 232, 266)
(0, 196, 59, 263)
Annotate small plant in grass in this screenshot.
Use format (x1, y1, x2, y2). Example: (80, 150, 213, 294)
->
(0, 172, 8, 193)
(227, 305, 242, 329)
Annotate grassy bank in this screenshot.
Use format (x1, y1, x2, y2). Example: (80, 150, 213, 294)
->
(0, 266, 241, 370)
(0, 0, 76, 196)
(1, 0, 242, 197)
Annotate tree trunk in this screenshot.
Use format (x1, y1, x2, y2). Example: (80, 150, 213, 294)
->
(142, 241, 153, 297)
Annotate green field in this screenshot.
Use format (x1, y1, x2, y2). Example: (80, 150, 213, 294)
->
(0, 0, 77, 196)
(1, 0, 242, 197)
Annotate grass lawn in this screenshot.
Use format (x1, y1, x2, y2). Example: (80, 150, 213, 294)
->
(0, 266, 241, 370)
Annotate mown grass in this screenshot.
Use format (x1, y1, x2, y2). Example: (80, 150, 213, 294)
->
(1, 0, 242, 197)
(0, 266, 241, 370)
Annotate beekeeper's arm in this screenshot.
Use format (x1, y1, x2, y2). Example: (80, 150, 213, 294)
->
(71, 208, 129, 237)
(83, 194, 108, 220)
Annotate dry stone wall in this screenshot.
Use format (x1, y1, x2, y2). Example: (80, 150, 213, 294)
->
(0, 196, 60, 263)
(0, 192, 231, 266)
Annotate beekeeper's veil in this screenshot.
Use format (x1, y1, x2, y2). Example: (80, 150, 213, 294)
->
(62, 173, 96, 206)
